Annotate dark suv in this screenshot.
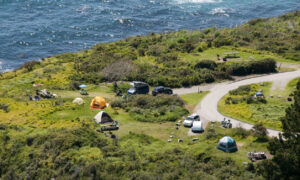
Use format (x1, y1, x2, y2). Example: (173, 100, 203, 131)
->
(152, 86, 173, 96)
(127, 81, 149, 95)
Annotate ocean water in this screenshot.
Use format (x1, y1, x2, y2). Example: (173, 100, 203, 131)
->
(0, 0, 299, 71)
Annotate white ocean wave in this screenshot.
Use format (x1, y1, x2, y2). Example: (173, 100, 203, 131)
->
(76, 5, 91, 14)
(174, 0, 223, 4)
(209, 7, 231, 17)
(0, 61, 13, 73)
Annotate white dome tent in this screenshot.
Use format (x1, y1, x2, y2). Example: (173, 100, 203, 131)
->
(72, 97, 85, 105)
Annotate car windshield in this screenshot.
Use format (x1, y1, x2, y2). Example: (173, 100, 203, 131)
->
(186, 117, 194, 120)
(128, 87, 136, 91)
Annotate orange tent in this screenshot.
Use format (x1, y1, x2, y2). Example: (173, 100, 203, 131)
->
(90, 96, 106, 109)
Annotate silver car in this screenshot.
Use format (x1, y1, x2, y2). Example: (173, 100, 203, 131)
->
(183, 114, 200, 127)
(191, 121, 204, 133)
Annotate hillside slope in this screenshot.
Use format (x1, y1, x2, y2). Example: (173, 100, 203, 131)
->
(1, 11, 299, 91)
(0, 11, 299, 180)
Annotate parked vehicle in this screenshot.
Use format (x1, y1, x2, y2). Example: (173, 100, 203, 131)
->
(37, 89, 56, 99)
(183, 114, 200, 127)
(191, 121, 204, 133)
(80, 89, 88, 95)
(152, 86, 173, 96)
(127, 81, 149, 95)
(221, 118, 232, 128)
(248, 152, 266, 161)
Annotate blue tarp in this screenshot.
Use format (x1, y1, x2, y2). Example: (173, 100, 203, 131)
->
(255, 92, 264, 96)
(79, 84, 87, 88)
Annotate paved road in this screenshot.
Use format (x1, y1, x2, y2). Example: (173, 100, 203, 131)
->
(188, 70, 300, 137)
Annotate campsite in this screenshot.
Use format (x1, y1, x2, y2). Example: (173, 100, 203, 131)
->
(0, 11, 299, 179)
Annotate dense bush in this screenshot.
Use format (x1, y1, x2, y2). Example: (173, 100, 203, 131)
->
(0, 126, 260, 179)
(18, 60, 41, 72)
(194, 60, 217, 70)
(0, 103, 9, 113)
(227, 84, 267, 104)
(102, 60, 137, 81)
(230, 85, 251, 95)
(227, 58, 276, 76)
(111, 95, 188, 122)
(252, 123, 268, 141)
(59, 11, 298, 88)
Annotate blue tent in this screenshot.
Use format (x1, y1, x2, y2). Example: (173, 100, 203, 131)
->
(255, 92, 264, 97)
(217, 136, 238, 153)
(79, 84, 87, 88)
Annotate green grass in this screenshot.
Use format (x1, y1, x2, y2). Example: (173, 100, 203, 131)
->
(218, 82, 293, 130)
(2, 11, 300, 178)
(286, 77, 300, 93)
(180, 91, 209, 112)
(180, 46, 297, 64)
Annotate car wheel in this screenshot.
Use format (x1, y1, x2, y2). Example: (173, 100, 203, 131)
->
(168, 90, 172, 94)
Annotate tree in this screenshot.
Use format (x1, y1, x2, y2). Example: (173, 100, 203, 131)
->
(259, 80, 300, 179)
(102, 60, 137, 81)
(252, 123, 268, 141)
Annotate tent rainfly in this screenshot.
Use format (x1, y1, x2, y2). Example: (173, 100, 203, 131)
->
(90, 96, 106, 109)
(255, 92, 264, 97)
(94, 111, 113, 124)
(72, 98, 85, 105)
(217, 136, 238, 153)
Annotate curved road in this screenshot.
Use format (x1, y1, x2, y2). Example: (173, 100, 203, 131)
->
(189, 70, 300, 137)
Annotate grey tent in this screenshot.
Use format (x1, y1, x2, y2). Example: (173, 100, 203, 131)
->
(94, 111, 119, 132)
(94, 111, 114, 124)
(72, 97, 85, 105)
(217, 136, 238, 153)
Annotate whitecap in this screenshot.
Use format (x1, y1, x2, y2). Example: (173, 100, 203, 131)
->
(0, 61, 13, 73)
(209, 7, 231, 17)
(76, 5, 91, 14)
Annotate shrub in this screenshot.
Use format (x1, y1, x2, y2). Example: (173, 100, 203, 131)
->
(227, 58, 276, 76)
(43, 66, 65, 74)
(69, 80, 81, 90)
(231, 98, 239, 104)
(194, 60, 217, 70)
(111, 95, 187, 122)
(156, 53, 178, 63)
(102, 60, 137, 81)
(205, 128, 218, 139)
(232, 127, 250, 138)
(256, 97, 267, 104)
(252, 123, 268, 141)
(230, 85, 251, 95)
(0, 103, 9, 113)
(18, 60, 41, 72)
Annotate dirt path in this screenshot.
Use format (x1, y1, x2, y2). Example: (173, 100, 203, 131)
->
(175, 70, 300, 137)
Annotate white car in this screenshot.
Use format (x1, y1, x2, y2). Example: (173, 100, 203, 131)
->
(191, 121, 204, 133)
(183, 114, 200, 127)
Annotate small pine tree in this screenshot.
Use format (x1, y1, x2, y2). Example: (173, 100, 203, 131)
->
(252, 123, 268, 141)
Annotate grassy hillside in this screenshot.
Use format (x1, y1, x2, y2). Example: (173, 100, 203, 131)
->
(1, 11, 299, 91)
(218, 80, 298, 130)
(0, 11, 299, 179)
